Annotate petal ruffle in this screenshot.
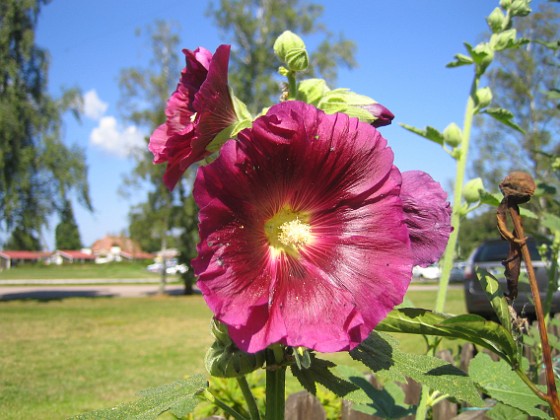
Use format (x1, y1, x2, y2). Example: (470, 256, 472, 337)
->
(401, 170, 453, 267)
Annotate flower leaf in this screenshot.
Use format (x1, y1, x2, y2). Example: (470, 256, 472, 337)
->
(446, 53, 474, 68)
(483, 107, 525, 134)
(475, 268, 512, 332)
(290, 353, 358, 397)
(542, 212, 560, 232)
(469, 353, 549, 419)
(486, 402, 532, 420)
(400, 123, 445, 145)
(71, 375, 207, 419)
(334, 364, 416, 419)
(350, 331, 484, 406)
(377, 308, 520, 367)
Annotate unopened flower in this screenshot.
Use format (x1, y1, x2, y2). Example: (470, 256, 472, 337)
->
(149, 45, 237, 190)
(364, 102, 395, 127)
(192, 101, 451, 353)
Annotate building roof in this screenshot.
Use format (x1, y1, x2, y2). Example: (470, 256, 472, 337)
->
(56, 250, 96, 260)
(120, 251, 154, 260)
(91, 235, 144, 255)
(0, 251, 52, 260)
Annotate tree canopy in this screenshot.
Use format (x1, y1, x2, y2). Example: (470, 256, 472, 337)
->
(0, 0, 91, 249)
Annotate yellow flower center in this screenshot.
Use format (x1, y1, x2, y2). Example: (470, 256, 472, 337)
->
(264, 207, 313, 257)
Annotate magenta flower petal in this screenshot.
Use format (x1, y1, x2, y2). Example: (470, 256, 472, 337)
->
(365, 102, 395, 127)
(193, 101, 414, 353)
(149, 45, 237, 190)
(400, 170, 452, 267)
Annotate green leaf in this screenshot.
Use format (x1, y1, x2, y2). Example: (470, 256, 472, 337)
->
(334, 365, 416, 419)
(542, 212, 560, 233)
(446, 53, 474, 68)
(400, 123, 444, 145)
(479, 190, 503, 207)
(476, 268, 512, 332)
(377, 308, 520, 367)
(72, 375, 207, 419)
(296, 78, 330, 106)
(350, 331, 484, 406)
(290, 353, 358, 397)
(487, 401, 531, 419)
(484, 107, 525, 134)
(469, 353, 549, 419)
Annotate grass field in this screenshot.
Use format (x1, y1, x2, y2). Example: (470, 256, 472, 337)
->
(0, 289, 466, 419)
(0, 261, 164, 280)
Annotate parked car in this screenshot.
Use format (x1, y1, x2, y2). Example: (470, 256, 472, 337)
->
(463, 238, 560, 318)
(147, 258, 188, 275)
(449, 261, 467, 283)
(412, 263, 441, 280)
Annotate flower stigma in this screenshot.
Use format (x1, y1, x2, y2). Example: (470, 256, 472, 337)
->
(264, 207, 313, 258)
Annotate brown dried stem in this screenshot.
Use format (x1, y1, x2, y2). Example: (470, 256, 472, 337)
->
(497, 172, 560, 419)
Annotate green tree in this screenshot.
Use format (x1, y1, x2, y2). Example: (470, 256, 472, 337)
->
(0, 0, 92, 249)
(118, 21, 192, 292)
(55, 200, 82, 250)
(472, 4, 560, 202)
(207, 0, 357, 113)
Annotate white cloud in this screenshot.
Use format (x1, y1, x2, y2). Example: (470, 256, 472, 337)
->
(83, 89, 108, 120)
(89, 116, 145, 158)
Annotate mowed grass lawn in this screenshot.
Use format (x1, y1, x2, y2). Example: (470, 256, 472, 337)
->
(0, 261, 161, 280)
(0, 289, 466, 420)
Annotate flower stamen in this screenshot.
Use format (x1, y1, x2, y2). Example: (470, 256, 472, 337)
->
(265, 208, 312, 257)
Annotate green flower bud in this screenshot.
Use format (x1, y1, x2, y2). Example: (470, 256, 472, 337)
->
(463, 178, 485, 203)
(552, 157, 560, 171)
(510, 0, 531, 17)
(487, 7, 507, 33)
(443, 123, 463, 148)
(205, 318, 265, 377)
(490, 29, 517, 51)
(273, 31, 309, 72)
(475, 87, 493, 110)
(499, 0, 512, 8)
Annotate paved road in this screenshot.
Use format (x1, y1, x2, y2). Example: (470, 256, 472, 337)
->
(0, 283, 188, 300)
(0, 281, 460, 301)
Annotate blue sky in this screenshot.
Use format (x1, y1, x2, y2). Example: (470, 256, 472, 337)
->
(34, 0, 542, 249)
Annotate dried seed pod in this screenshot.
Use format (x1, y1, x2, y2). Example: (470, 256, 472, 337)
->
(499, 171, 535, 204)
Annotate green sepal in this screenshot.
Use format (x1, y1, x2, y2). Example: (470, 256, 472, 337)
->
(469, 353, 548, 419)
(465, 42, 494, 75)
(400, 123, 444, 145)
(483, 107, 525, 134)
(206, 119, 252, 153)
(296, 78, 330, 106)
(71, 375, 207, 419)
(317, 89, 377, 123)
(474, 86, 493, 112)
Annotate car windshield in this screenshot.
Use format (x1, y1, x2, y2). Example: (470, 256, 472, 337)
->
(474, 240, 546, 262)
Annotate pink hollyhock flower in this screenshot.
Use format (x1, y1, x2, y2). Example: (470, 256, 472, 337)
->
(149, 45, 237, 190)
(400, 170, 453, 267)
(193, 101, 450, 353)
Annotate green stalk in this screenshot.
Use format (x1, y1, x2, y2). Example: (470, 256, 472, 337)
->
(265, 347, 286, 420)
(435, 83, 477, 313)
(237, 375, 261, 420)
(203, 388, 248, 420)
(287, 71, 297, 100)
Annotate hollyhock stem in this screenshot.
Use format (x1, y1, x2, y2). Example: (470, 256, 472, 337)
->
(265, 346, 286, 420)
(287, 71, 297, 100)
(435, 86, 476, 313)
(237, 376, 261, 420)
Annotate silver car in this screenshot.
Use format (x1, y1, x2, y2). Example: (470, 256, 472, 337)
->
(463, 239, 560, 318)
